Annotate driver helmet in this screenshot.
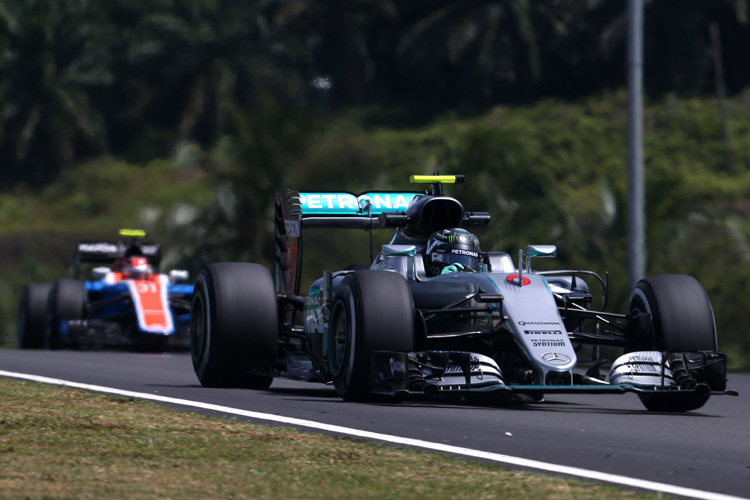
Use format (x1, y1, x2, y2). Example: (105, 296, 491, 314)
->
(121, 256, 153, 280)
(425, 228, 482, 276)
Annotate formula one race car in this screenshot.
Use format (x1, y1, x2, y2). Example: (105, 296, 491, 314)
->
(18, 229, 193, 351)
(189, 176, 734, 412)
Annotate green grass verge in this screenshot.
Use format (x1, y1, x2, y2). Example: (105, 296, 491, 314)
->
(0, 378, 658, 499)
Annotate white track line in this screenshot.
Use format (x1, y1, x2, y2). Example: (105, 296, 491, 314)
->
(1, 370, 745, 500)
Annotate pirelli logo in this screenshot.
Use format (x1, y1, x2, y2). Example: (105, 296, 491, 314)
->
(524, 330, 563, 335)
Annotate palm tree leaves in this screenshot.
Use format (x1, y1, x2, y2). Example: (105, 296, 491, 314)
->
(0, 0, 315, 183)
(3, 0, 750, 187)
(396, 0, 574, 106)
(0, 0, 112, 184)
(123, 0, 309, 146)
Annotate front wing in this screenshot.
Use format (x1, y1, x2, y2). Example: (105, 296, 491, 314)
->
(368, 349, 734, 405)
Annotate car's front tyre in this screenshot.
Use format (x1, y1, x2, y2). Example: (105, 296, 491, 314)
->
(627, 274, 717, 412)
(328, 270, 416, 401)
(627, 274, 717, 352)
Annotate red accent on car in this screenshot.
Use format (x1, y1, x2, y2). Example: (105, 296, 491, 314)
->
(506, 273, 531, 286)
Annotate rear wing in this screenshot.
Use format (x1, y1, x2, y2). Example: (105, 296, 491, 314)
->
(274, 175, 492, 297)
(292, 191, 423, 231)
(274, 190, 420, 296)
(74, 241, 161, 278)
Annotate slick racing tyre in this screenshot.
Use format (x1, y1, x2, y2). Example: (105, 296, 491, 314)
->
(18, 283, 51, 349)
(328, 270, 415, 401)
(627, 275, 717, 412)
(627, 274, 717, 352)
(191, 262, 278, 389)
(637, 384, 712, 413)
(47, 279, 87, 350)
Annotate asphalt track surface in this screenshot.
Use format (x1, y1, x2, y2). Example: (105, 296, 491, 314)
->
(1, 349, 747, 499)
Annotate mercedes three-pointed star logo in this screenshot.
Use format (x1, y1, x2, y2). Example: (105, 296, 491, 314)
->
(542, 352, 571, 365)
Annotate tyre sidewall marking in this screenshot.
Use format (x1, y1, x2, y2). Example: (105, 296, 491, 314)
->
(47, 282, 61, 348)
(329, 299, 347, 377)
(630, 285, 658, 349)
(190, 289, 205, 363)
(345, 289, 358, 386)
(630, 288, 653, 317)
(329, 281, 360, 394)
(193, 272, 212, 376)
(18, 291, 28, 344)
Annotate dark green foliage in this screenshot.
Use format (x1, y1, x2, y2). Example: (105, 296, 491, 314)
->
(3, 1, 750, 186)
(2, 94, 750, 369)
(0, 0, 114, 186)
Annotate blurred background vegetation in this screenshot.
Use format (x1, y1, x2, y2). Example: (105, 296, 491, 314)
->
(2, 0, 750, 370)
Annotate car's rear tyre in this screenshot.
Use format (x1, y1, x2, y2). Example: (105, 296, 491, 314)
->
(328, 270, 415, 401)
(190, 262, 278, 389)
(47, 279, 87, 349)
(18, 283, 51, 349)
(627, 274, 717, 352)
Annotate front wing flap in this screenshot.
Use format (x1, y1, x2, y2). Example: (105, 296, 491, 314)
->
(369, 350, 734, 400)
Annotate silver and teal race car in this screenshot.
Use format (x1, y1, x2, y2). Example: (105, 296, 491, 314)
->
(190, 175, 734, 412)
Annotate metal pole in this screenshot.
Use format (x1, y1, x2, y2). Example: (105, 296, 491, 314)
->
(627, 0, 645, 290)
(710, 22, 733, 173)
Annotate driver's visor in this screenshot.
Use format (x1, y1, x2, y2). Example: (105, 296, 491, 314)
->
(432, 252, 480, 269)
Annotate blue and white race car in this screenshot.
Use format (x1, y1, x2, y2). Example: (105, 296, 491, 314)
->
(18, 229, 193, 351)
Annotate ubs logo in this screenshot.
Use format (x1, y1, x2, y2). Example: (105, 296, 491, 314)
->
(285, 219, 301, 238)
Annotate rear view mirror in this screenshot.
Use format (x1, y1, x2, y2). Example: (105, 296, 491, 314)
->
(92, 267, 110, 280)
(519, 245, 558, 273)
(169, 269, 190, 283)
(526, 245, 557, 258)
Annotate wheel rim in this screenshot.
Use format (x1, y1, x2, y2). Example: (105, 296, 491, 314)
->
(190, 292, 206, 363)
(329, 301, 349, 377)
(630, 292, 652, 316)
(629, 286, 658, 350)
